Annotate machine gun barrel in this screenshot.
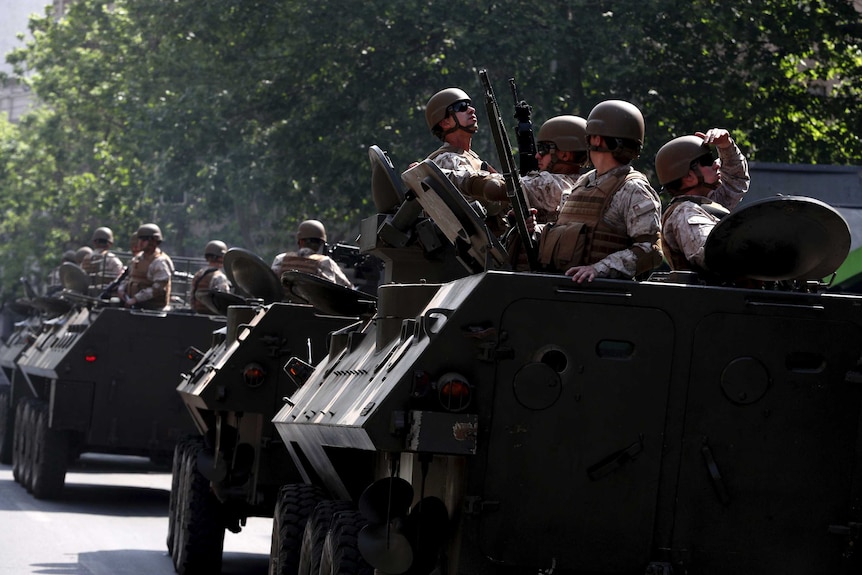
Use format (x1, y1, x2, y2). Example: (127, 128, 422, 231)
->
(479, 69, 539, 271)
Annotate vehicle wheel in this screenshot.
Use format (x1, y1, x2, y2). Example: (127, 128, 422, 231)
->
(11, 398, 26, 482)
(174, 441, 225, 575)
(30, 400, 69, 500)
(299, 499, 355, 575)
(0, 386, 13, 464)
(269, 483, 326, 575)
(167, 436, 201, 556)
(319, 509, 373, 575)
(19, 398, 36, 491)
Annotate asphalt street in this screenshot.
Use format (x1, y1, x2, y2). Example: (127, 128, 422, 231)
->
(0, 453, 270, 575)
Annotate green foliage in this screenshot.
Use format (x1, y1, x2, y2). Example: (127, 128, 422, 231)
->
(0, 0, 860, 297)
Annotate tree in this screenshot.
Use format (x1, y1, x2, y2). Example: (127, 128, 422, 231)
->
(1, 0, 860, 298)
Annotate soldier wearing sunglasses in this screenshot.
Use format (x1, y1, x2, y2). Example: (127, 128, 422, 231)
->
(656, 128, 750, 272)
(521, 115, 589, 224)
(423, 87, 510, 235)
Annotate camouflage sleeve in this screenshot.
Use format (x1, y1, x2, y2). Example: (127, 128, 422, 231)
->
(317, 257, 354, 289)
(520, 172, 576, 223)
(106, 254, 124, 278)
(271, 254, 284, 276)
(592, 179, 662, 278)
(432, 152, 501, 196)
(662, 202, 716, 269)
(709, 140, 749, 210)
(210, 271, 231, 293)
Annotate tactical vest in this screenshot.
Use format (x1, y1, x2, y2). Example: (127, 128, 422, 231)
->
(277, 252, 326, 279)
(190, 267, 220, 313)
(82, 250, 121, 292)
(128, 250, 171, 309)
(552, 166, 652, 270)
(661, 195, 730, 271)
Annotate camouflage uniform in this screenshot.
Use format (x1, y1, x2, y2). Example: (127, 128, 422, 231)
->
(81, 249, 124, 293)
(661, 141, 749, 271)
(190, 267, 231, 313)
(541, 165, 662, 278)
(520, 171, 580, 223)
(427, 144, 508, 235)
(119, 249, 174, 310)
(272, 249, 353, 289)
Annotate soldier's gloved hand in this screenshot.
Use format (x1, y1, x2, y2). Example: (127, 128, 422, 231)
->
(482, 177, 508, 202)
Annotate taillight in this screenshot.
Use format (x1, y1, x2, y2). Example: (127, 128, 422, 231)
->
(84, 350, 97, 363)
(436, 372, 471, 412)
(243, 362, 266, 388)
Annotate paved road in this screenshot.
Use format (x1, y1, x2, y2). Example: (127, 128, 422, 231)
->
(0, 453, 271, 574)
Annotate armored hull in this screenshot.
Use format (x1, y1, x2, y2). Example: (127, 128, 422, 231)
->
(272, 270, 862, 574)
(9, 304, 223, 499)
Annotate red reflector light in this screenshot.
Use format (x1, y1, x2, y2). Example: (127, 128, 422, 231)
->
(84, 353, 97, 363)
(437, 372, 471, 412)
(243, 363, 266, 388)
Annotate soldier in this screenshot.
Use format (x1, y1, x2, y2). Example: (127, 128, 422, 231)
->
(521, 115, 589, 224)
(46, 250, 78, 295)
(423, 87, 509, 235)
(271, 220, 353, 288)
(522, 100, 662, 282)
(190, 240, 231, 314)
(81, 226, 124, 293)
(117, 223, 174, 310)
(655, 129, 750, 272)
(74, 246, 93, 265)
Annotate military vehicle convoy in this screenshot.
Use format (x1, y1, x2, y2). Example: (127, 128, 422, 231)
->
(263, 153, 862, 575)
(5, 256, 225, 500)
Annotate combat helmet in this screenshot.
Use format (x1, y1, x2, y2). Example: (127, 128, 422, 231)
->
(585, 100, 645, 162)
(204, 240, 228, 258)
(92, 226, 114, 245)
(137, 223, 163, 242)
(425, 88, 472, 132)
(537, 115, 588, 152)
(75, 246, 93, 264)
(655, 135, 713, 186)
(297, 220, 327, 242)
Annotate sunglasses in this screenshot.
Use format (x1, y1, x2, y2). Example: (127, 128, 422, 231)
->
(447, 100, 471, 114)
(692, 153, 715, 168)
(537, 141, 558, 156)
(205, 253, 220, 260)
(138, 235, 155, 241)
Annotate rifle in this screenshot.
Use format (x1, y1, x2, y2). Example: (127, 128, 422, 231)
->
(510, 78, 538, 176)
(478, 69, 539, 271)
(99, 265, 131, 300)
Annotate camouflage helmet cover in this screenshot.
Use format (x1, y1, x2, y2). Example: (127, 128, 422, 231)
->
(297, 219, 327, 242)
(585, 100, 645, 145)
(655, 135, 712, 185)
(92, 226, 114, 244)
(136, 223, 163, 241)
(62, 250, 77, 263)
(425, 88, 471, 132)
(204, 240, 228, 258)
(537, 115, 588, 152)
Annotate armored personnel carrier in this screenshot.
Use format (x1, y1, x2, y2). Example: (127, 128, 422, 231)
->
(168, 245, 373, 574)
(8, 259, 225, 500)
(267, 154, 862, 575)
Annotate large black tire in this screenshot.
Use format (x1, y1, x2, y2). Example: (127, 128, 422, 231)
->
(173, 442, 226, 575)
(11, 398, 26, 482)
(299, 499, 356, 575)
(319, 509, 373, 575)
(30, 400, 69, 500)
(167, 437, 201, 557)
(19, 398, 35, 491)
(0, 386, 13, 464)
(269, 483, 327, 575)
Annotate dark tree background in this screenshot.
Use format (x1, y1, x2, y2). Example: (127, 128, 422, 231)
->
(0, 0, 859, 296)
